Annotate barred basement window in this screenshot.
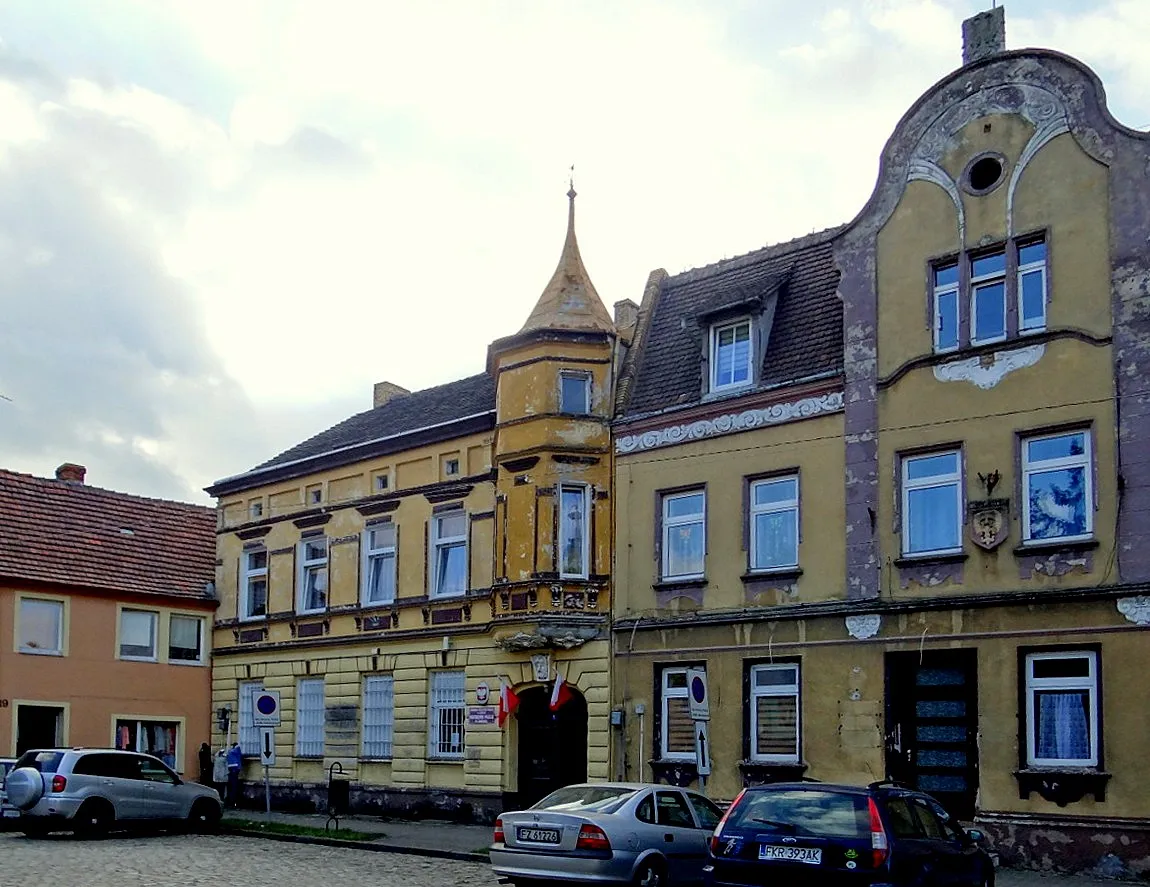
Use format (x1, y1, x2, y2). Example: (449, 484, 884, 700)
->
(362, 675, 395, 759)
(238, 680, 264, 756)
(429, 671, 465, 758)
(296, 678, 325, 758)
(750, 663, 800, 763)
(660, 668, 695, 761)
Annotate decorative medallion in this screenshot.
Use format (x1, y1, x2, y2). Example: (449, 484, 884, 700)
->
(530, 652, 552, 682)
(969, 498, 1009, 551)
(933, 344, 1044, 389)
(845, 614, 881, 640)
(1117, 596, 1150, 626)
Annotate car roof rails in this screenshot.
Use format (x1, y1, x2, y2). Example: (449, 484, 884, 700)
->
(867, 779, 913, 790)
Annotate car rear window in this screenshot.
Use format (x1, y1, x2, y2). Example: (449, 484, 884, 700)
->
(533, 786, 637, 813)
(727, 789, 870, 839)
(14, 751, 65, 773)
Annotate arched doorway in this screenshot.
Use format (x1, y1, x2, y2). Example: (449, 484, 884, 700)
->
(515, 685, 588, 809)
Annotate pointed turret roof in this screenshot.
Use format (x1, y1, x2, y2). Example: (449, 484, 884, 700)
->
(517, 187, 615, 336)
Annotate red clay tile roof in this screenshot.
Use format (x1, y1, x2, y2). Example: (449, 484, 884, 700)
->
(0, 469, 216, 602)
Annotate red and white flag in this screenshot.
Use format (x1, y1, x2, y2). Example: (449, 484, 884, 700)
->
(498, 680, 520, 728)
(550, 671, 574, 712)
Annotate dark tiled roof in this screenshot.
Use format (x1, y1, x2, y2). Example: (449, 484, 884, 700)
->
(0, 470, 216, 601)
(621, 227, 844, 418)
(250, 373, 496, 473)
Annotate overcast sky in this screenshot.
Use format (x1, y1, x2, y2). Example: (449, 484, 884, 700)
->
(0, 1, 1146, 504)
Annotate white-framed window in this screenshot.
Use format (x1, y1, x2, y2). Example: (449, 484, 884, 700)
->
(902, 451, 963, 556)
(660, 667, 695, 761)
(428, 671, 465, 759)
(559, 484, 590, 579)
(362, 675, 395, 759)
(1025, 650, 1099, 767)
(970, 251, 1006, 345)
(749, 476, 799, 570)
(1022, 430, 1092, 542)
(362, 522, 397, 606)
(1018, 239, 1047, 333)
(661, 490, 705, 580)
(710, 319, 753, 391)
(240, 548, 269, 620)
(168, 614, 205, 664)
(750, 663, 801, 763)
(430, 510, 467, 598)
(119, 608, 158, 661)
(17, 597, 64, 655)
(296, 678, 325, 758)
(933, 262, 959, 352)
(297, 538, 328, 613)
(238, 680, 264, 755)
(560, 372, 591, 414)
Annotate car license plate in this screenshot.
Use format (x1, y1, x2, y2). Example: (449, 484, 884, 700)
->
(759, 845, 822, 865)
(2, 809, 19, 818)
(517, 827, 561, 844)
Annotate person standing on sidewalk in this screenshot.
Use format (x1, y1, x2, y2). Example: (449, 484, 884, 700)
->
(226, 741, 243, 807)
(212, 748, 228, 801)
(198, 742, 212, 785)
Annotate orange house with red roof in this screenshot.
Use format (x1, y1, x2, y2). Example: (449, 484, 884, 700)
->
(0, 464, 216, 776)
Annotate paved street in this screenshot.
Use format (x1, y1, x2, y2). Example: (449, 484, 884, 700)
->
(0, 831, 1124, 887)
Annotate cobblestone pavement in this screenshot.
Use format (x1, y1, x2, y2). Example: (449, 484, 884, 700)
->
(0, 832, 497, 887)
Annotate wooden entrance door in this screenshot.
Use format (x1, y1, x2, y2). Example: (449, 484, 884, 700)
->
(515, 687, 587, 809)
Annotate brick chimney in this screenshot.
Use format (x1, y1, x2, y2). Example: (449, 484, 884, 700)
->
(962, 6, 1005, 66)
(613, 299, 639, 330)
(373, 381, 410, 408)
(55, 463, 86, 484)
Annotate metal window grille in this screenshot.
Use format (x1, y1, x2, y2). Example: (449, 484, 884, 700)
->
(362, 676, 395, 758)
(296, 678, 325, 757)
(429, 671, 466, 758)
(238, 680, 263, 754)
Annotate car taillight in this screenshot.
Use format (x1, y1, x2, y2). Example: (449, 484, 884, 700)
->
(576, 823, 611, 851)
(493, 817, 505, 844)
(51, 775, 67, 793)
(709, 788, 747, 854)
(868, 797, 888, 869)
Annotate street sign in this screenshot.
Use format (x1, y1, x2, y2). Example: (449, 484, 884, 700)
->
(259, 727, 276, 767)
(253, 690, 281, 727)
(686, 667, 710, 721)
(694, 720, 711, 776)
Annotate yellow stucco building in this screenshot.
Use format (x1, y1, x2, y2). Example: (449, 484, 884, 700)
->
(206, 188, 625, 818)
(612, 9, 1150, 876)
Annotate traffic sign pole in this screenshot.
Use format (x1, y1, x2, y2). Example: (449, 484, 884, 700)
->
(258, 726, 276, 814)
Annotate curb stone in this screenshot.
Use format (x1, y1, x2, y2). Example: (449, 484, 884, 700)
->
(220, 824, 489, 863)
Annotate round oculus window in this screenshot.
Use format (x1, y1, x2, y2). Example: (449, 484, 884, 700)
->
(966, 154, 1005, 194)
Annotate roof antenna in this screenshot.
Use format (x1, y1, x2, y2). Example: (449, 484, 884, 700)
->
(568, 164, 576, 200)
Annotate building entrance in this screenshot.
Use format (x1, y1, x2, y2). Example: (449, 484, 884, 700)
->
(515, 686, 587, 809)
(16, 704, 64, 755)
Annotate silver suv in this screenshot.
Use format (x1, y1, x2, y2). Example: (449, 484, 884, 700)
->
(4, 748, 223, 836)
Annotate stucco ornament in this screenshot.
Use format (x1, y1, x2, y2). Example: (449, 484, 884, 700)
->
(616, 392, 844, 454)
(530, 652, 552, 682)
(845, 614, 882, 640)
(1117, 596, 1150, 626)
(969, 500, 1010, 551)
(933, 344, 1045, 389)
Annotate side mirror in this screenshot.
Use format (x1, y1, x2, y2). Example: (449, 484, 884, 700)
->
(965, 828, 984, 844)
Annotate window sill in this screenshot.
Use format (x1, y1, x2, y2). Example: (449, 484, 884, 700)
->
(120, 655, 159, 663)
(426, 757, 465, 765)
(741, 568, 802, 583)
(653, 578, 708, 591)
(1014, 767, 1111, 805)
(738, 760, 808, 787)
(169, 659, 207, 667)
(894, 552, 968, 568)
(18, 648, 63, 656)
(359, 757, 393, 763)
(294, 755, 324, 761)
(649, 759, 698, 788)
(295, 609, 328, 618)
(1013, 538, 1100, 557)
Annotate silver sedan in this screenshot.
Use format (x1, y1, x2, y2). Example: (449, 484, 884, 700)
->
(491, 783, 724, 887)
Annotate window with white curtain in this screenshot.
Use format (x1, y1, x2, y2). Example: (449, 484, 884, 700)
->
(428, 671, 465, 758)
(430, 511, 467, 598)
(119, 608, 158, 660)
(362, 675, 395, 759)
(296, 678, 325, 758)
(168, 614, 204, 664)
(1025, 651, 1099, 767)
(238, 680, 263, 756)
(661, 491, 706, 580)
(362, 522, 397, 606)
(18, 597, 64, 655)
(297, 538, 328, 613)
(749, 476, 799, 570)
(902, 451, 963, 556)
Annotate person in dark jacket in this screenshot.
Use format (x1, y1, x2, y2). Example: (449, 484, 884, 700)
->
(198, 742, 212, 785)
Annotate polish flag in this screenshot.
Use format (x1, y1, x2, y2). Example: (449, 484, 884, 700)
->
(498, 680, 520, 728)
(550, 671, 574, 712)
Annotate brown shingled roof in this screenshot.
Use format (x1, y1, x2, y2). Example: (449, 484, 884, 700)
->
(620, 227, 844, 419)
(0, 469, 216, 602)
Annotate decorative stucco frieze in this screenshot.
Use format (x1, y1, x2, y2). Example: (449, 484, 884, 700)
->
(845, 614, 882, 640)
(616, 392, 844, 455)
(933, 344, 1045, 389)
(1117, 596, 1150, 626)
(908, 159, 966, 243)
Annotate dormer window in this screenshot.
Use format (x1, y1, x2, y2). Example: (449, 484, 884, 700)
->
(710, 319, 753, 392)
(560, 372, 591, 415)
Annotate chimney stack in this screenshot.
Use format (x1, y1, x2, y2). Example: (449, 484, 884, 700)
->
(613, 299, 639, 331)
(373, 381, 410, 408)
(55, 463, 86, 484)
(962, 6, 1006, 66)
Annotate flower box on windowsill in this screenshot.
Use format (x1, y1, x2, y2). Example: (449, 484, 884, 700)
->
(1014, 767, 1111, 805)
(1012, 538, 1100, 557)
(738, 760, 808, 787)
(892, 551, 968, 568)
(649, 759, 698, 788)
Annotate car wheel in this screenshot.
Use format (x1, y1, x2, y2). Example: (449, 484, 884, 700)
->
(188, 799, 222, 834)
(633, 858, 667, 887)
(74, 800, 114, 838)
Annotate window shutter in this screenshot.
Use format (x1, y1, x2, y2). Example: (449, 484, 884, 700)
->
(756, 696, 799, 757)
(666, 697, 694, 755)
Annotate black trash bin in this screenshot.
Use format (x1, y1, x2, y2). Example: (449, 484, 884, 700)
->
(327, 762, 350, 827)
